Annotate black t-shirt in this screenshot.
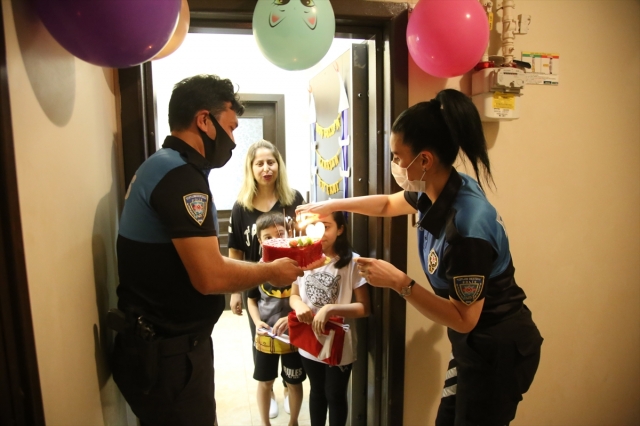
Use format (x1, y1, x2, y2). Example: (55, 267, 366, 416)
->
(228, 191, 305, 262)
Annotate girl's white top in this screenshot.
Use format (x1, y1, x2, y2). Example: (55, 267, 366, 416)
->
(294, 253, 367, 366)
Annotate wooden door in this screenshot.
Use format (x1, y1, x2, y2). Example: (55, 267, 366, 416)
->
(213, 93, 286, 257)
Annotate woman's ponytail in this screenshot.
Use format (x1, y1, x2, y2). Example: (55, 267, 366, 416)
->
(436, 89, 493, 190)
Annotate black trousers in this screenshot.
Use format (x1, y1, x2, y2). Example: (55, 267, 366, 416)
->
(112, 333, 216, 426)
(301, 357, 352, 426)
(435, 306, 543, 426)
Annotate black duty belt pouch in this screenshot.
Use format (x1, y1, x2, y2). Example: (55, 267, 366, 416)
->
(108, 309, 160, 394)
(115, 329, 160, 395)
(108, 308, 204, 395)
(137, 337, 160, 394)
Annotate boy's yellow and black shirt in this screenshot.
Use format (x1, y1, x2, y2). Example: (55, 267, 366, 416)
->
(248, 283, 293, 327)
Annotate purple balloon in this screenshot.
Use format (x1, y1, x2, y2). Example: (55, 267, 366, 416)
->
(34, 0, 181, 68)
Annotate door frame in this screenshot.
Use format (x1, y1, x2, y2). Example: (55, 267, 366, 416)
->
(238, 93, 286, 161)
(0, 3, 46, 425)
(117, 1, 409, 425)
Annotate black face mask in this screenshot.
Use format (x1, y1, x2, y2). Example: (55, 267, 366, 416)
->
(199, 113, 236, 169)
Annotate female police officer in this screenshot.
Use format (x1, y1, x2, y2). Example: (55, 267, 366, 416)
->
(296, 89, 543, 425)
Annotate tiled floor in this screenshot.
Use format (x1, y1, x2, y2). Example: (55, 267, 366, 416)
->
(212, 311, 312, 426)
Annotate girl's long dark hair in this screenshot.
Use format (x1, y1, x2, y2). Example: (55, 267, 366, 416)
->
(331, 212, 353, 269)
(391, 89, 493, 190)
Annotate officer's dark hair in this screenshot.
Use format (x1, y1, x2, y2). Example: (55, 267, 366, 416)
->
(168, 74, 245, 131)
(391, 88, 493, 190)
(331, 212, 353, 270)
(256, 211, 285, 241)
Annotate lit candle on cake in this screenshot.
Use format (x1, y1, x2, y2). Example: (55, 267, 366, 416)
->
(283, 209, 287, 239)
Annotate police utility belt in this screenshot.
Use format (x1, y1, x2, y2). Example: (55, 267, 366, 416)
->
(107, 308, 204, 393)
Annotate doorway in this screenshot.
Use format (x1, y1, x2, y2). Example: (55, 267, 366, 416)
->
(151, 33, 370, 425)
(117, 1, 409, 424)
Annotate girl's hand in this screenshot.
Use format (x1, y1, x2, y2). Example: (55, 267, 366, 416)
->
(295, 304, 314, 324)
(272, 317, 289, 336)
(312, 305, 330, 334)
(354, 257, 406, 292)
(256, 321, 271, 335)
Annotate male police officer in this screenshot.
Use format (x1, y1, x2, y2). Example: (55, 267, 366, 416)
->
(111, 75, 303, 425)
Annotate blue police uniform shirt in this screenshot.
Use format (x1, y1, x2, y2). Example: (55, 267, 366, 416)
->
(117, 136, 225, 337)
(405, 170, 527, 327)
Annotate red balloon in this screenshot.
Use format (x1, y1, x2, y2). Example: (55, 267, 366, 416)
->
(407, 0, 490, 78)
(34, 0, 181, 68)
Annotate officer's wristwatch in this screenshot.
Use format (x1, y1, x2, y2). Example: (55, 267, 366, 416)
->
(400, 279, 416, 298)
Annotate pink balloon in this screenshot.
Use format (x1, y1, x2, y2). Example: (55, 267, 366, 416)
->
(407, 0, 489, 78)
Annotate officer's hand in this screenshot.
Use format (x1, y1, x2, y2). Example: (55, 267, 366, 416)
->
(230, 293, 243, 316)
(269, 258, 304, 287)
(295, 200, 335, 227)
(354, 257, 404, 291)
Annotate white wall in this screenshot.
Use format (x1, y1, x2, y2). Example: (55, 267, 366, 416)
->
(2, 0, 130, 423)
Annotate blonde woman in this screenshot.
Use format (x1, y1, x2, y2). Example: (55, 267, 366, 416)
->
(228, 139, 304, 418)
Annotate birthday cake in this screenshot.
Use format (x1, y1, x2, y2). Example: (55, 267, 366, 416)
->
(262, 237, 323, 268)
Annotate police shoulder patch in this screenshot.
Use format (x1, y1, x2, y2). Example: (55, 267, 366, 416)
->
(427, 248, 439, 274)
(184, 193, 209, 225)
(453, 275, 484, 305)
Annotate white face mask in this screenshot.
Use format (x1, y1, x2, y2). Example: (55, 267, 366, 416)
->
(391, 153, 426, 192)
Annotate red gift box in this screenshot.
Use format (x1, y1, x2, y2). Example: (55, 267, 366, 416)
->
(287, 311, 349, 366)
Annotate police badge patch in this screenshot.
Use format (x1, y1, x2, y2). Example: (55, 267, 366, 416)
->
(183, 193, 209, 225)
(427, 248, 439, 274)
(453, 275, 484, 305)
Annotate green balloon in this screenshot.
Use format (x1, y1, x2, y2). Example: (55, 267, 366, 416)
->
(253, 0, 336, 71)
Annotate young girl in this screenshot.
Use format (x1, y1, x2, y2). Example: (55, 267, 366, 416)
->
(289, 212, 371, 426)
(248, 211, 306, 426)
